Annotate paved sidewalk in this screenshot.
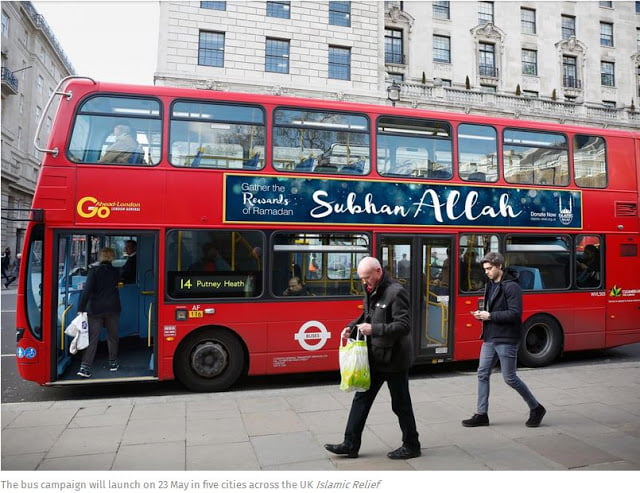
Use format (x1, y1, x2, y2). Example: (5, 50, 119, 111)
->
(2, 360, 639, 471)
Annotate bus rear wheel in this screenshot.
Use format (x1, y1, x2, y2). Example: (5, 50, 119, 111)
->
(174, 328, 245, 392)
(518, 314, 562, 367)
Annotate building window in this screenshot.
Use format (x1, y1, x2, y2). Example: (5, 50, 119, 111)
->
(637, 28, 640, 51)
(432, 35, 451, 63)
(329, 1, 350, 27)
(480, 85, 496, 93)
(602, 100, 616, 108)
(600, 22, 613, 47)
(37, 75, 44, 94)
(479, 42, 496, 77)
(433, 1, 450, 19)
(521, 8, 536, 34)
(387, 72, 404, 82)
(522, 49, 537, 75)
(200, 1, 225, 10)
(601, 61, 615, 86)
(266, 38, 290, 73)
(198, 31, 224, 67)
(478, 1, 494, 24)
(329, 46, 351, 80)
(599, 1, 612, 8)
(561, 15, 575, 40)
(522, 90, 538, 98)
(267, 1, 290, 19)
(1, 11, 8, 38)
(385, 29, 404, 64)
(636, 1, 640, 14)
(563, 55, 579, 88)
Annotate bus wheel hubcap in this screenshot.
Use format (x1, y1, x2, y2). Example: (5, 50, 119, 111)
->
(527, 326, 549, 354)
(191, 341, 228, 378)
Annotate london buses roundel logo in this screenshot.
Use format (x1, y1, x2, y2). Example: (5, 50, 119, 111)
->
(294, 320, 332, 351)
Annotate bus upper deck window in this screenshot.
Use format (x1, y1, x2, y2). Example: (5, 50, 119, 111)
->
(458, 124, 498, 183)
(68, 96, 162, 166)
(503, 129, 568, 186)
(377, 117, 452, 180)
(272, 109, 370, 175)
(574, 135, 607, 188)
(170, 101, 265, 170)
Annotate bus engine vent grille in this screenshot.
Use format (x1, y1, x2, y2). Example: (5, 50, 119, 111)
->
(615, 202, 638, 217)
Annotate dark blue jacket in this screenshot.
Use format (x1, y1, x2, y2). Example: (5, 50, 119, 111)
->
(481, 268, 522, 343)
(78, 262, 121, 315)
(349, 272, 413, 372)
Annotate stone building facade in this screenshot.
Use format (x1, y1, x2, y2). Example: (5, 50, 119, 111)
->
(155, 1, 639, 130)
(1, 1, 73, 255)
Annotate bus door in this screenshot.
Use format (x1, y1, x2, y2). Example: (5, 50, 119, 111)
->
(54, 231, 157, 382)
(605, 234, 640, 347)
(378, 235, 454, 362)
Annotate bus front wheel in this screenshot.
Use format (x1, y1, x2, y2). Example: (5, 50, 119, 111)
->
(518, 315, 562, 367)
(174, 328, 245, 392)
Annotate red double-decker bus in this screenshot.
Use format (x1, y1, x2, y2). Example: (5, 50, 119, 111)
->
(15, 76, 640, 391)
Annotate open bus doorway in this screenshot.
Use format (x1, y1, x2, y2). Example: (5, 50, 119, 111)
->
(54, 231, 157, 383)
(378, 235, 454, 363)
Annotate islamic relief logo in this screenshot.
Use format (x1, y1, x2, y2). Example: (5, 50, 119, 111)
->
(558, 196, 573, 226)
(609, 285, 622, 297)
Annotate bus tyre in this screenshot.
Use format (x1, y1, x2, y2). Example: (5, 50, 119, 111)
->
(519, 314, 562, 367)
(174, 328, 245, 392)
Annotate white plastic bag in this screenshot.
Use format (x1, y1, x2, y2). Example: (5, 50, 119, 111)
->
(339, 331, 370, 392)
(65, 312, 89, 354)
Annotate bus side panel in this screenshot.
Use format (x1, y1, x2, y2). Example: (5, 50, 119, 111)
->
(605, 234, 640, 347)
(523, 294, 605, 352)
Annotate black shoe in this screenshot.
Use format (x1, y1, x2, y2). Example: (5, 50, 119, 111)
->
(109, 360, 119, 372)
(77, 366, 92, 378)
(462, 413, 489, 427)
(387, 445, 421, 460)
(526, 404, 546, 427)
(324, 442, 359, 458)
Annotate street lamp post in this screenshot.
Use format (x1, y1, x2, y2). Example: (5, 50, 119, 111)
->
(387, 81, 401, 107)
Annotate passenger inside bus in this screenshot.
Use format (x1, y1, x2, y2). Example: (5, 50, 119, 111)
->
(189, 242, 231, 271)
(99, 121, 141, 164)
(576, 244, 600, 288)
(120, 240, 137, 284)
(282, 276, 312, 296)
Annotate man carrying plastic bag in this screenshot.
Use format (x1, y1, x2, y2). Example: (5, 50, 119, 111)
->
(326, 256, 421, 460)
(339, 330, 370, 392)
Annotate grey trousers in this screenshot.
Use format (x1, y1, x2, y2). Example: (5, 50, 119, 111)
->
(81, 312, 120, 367)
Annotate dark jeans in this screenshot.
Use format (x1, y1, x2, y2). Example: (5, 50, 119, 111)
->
(344, 369, 420, 450)
(81, 312, 120, 367)
(477, 342, 539, 414)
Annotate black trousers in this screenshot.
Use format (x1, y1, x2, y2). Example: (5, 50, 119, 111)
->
(344, 369, 420, 450)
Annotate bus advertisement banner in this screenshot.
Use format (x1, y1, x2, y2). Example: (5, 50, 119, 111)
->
(224, 174, 582, 229)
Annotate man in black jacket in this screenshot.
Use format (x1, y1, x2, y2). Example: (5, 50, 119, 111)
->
(325, 256, 421, 460)
(462, 252, 546, 428)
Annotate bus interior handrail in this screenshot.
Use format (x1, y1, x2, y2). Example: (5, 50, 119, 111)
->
(33, 75, 96, 157)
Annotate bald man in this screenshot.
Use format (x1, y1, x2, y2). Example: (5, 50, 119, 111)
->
(325, 256, 421, 460)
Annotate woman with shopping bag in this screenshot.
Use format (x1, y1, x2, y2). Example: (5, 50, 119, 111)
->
(76, 247, 121, 378)
(325, 256, 421, 460)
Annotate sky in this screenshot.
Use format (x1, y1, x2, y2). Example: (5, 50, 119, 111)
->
(33, 1, 160, 85)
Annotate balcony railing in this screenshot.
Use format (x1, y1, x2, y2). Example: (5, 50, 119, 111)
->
(479, 65, 498, 77)
(385, 53, 406, 65)
(563, 76, 582, 89)
(1, 67, 19, 94)
(381, 80, 638, 131)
